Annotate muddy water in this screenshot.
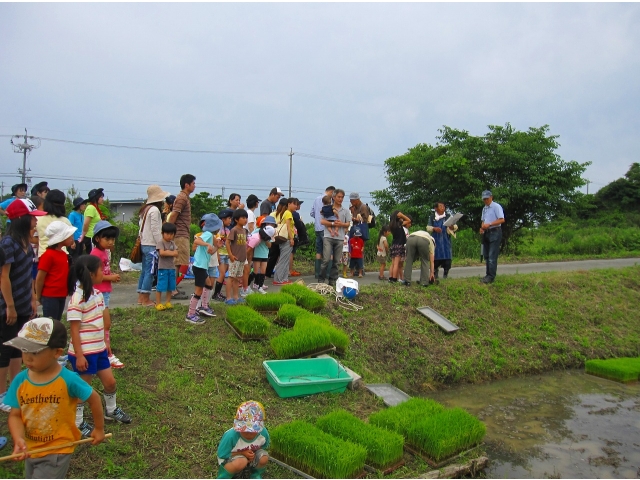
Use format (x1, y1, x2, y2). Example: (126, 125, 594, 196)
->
(428, 370, 640, 478)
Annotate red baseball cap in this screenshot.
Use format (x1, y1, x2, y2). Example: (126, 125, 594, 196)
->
(6, 198, 47, 220)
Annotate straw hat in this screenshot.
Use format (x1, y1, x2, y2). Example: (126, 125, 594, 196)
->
(146, 185, 170, 204)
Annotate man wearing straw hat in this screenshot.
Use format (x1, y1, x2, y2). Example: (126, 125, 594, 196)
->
(3, 318, 105, 477)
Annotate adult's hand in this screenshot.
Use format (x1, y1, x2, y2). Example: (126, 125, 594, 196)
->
(432, 227, 442, 233)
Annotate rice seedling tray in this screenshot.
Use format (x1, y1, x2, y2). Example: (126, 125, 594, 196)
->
(224, 319, 265, 341)
(263, 358, 351, 398)
(363, 458, 406, 475)
(269, 455, 315, 479)
(585, 357, 640, 384)
(270, 454, 366, 479)
(403, 443, 483, 469)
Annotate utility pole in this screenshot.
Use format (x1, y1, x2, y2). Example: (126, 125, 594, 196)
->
(11, 129, 41, 184)
(288, 148, 294, 197)
(586, 180, 590, 195)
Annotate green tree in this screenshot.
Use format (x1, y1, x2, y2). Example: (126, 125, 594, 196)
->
(372, 124, 589, 250)
(190, 191, 226, 224)
(594, 163, 640, 211)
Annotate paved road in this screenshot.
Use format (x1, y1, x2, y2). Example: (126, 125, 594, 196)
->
(109, 258, 639, 309)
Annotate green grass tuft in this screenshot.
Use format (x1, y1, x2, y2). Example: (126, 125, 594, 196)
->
(225, 306, 271, 338)
(245, 292, 296, 311)
(276, 304, 309, 327)
(270, 420, 367, 478)
(280, 283, 327, 311)
(585, 357, 640, 383)
(315, 409, 404, 469)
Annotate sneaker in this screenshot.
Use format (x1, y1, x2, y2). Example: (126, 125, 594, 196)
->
(104, 406, 132, 424)
(290, 271, 302, 276)
(273, 280, 292, 286)
(224, 299, 237, 306)
(251, 283, 260, 290)
(0, 392, 11, 413)
(213, 293, 226, 302)
(78, 420, 94, 438)
(257, 287, 267, 295)
(185, 313, 205, 325)
(164, 302, 173, 309)
(108, 354, 125, 369)
(236, 298, 246, 304)
(196, 306, 217, 317)
(172, 290, 188, 300)
(239, 288, 250, 297)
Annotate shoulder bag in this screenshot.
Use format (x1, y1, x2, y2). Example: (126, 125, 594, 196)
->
(130, 207, 150, 263)
(274, 214, 289, 244)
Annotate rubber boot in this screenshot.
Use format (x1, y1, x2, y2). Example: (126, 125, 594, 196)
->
(250, 468, 266, 479)
(217, 466, 233, 479)
(314, 259, 321, 278)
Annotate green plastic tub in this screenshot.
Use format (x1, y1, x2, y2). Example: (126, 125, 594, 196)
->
(263, 358, 352, 398)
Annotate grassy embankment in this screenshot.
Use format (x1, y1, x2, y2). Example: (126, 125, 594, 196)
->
(2, 266, 639, 478)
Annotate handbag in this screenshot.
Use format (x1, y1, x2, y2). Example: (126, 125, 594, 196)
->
(274, 216, 289, 244)
(130, 207, 150, 263)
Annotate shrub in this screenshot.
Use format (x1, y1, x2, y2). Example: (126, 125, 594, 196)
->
(585, 357, 640, 383)
(315, 410, 404, 469)
(270, 420, 367, 478)
(276, 304, 309, 327)
(270, 322, 333, 359)
(280, 283, 327, 311)
(369, 398, 444, 434)
(406, 408, 486, 462)
(226, 306, 271, 338)
(245, 292, 295, 312)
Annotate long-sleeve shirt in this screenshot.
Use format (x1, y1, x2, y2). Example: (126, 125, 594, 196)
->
(139, 205, 163, 246)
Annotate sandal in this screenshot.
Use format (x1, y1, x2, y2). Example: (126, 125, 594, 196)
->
(155, 304, 167, 311)
(142, 302, 156, 307)
(378, 276, 386, 280)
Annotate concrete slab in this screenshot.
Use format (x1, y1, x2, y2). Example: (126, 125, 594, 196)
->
(365, 383, 411, 406)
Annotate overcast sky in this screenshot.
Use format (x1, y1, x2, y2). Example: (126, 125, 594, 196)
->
(1, 3, 638, 218)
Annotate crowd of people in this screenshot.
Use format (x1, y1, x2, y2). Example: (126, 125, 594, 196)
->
(0, 173, 504, 478)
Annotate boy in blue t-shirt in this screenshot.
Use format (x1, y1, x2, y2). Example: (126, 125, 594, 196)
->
(217, 401, 269, 479)
(186, 213, 222, 325)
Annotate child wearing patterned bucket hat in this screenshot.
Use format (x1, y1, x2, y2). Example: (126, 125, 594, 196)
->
(217, 400, 270, 479)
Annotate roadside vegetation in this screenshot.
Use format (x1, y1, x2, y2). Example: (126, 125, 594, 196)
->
(1, 266, 639, 478)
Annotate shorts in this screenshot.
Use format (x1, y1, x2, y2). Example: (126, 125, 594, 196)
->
(207, 266, 219, 278)
(349, 257, 364, 270)
(377, 255, 388, 264)
(253, 257, 267, 263)
(219, 255, 230, 265)
(390, 243, 406, 258)
(157, 269, 177, 292)
(25, 453, 72, 479)
(0, 315, 30, 367)
(32, 262, 39, 280)
(174, 236, 190, 266)
(338, 251, 350, 266)
(101, 292, 111, 308)
(228, 260, 244, 278)
(69, 349, 110, 375)
(192, 266, 208, 288)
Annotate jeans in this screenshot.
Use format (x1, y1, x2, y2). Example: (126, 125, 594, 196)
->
(482, 228, 502, 280)
(41, 296, 67, 321)
(137, 245, 156, 293)
(319, 236, 343, 283)
(274, 242, 293, 283)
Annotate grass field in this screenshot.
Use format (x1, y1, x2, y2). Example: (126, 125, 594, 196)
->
(1, 266, 639, 478)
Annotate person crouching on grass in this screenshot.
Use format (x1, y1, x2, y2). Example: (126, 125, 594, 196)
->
(225, 209, 249, 306)
(68, 255, 132, 438)
(155, 222, 178, 311)
(4, 318, 105, 479)
(217, 400, 270, 479)
(186, 213, 223, 324)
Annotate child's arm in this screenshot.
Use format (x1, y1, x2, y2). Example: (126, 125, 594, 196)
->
(158, 248, 178, 258)
(34, 270, 46, 303)
(1, 264, 17, 325)
(69, 321, 88, 372)
(86, 390, 106, 445)
(194, 236, 216, 255)
(103, 273, 120, 282)
(226, 237, 236, 263)
(8, 408, 27, 460)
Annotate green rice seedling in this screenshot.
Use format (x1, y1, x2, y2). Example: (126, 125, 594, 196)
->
(270, 420, 367, 478)
(585, 357, 640, 383)
(225, 306, 271, 339)
(296, 315, 350, 354)
(270, 323, 332, 359)
(276, 304, 309, 328)
(245, 292, 295, 312)
(281, 283, 327, 311)
(406, 408, 486, 462)
(369, 398, 445, 435)
(316, 410, 404, 469)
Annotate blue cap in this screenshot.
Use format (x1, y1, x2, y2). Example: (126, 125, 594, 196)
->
(263, 215, 277, 225)
(482, 190, 492, 199)
(218, 208, 234, 219)
(201, 213, 222, 233)
(93, 220, 119, 237)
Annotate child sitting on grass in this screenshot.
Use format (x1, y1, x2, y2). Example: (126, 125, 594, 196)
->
(155, 222, 178, 311)
(4, 318, 105, 478)
(187, 213, 222, 323)
(217, 401, 270, 479)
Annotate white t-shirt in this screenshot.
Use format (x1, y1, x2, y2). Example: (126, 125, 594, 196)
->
(342, 234, 349, 252)
(247, 209, 256, 234)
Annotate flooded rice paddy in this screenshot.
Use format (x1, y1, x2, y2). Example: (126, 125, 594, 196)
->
(428, 370, 640, 478)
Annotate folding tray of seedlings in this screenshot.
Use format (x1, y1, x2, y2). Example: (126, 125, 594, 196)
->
(315, 410, 405, 474)
(270, 420, 367, 478)
(280, 283, 328, 312)
(225, 306, 271, 341)
(245, 292, 296, 314)
(275, 304, 309, 328)
(585, 357, 640, 384)
(369, 399, 486, 468)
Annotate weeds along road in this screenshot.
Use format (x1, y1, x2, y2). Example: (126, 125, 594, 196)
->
(109, 257, 640, 309)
